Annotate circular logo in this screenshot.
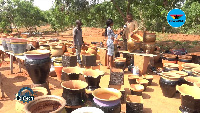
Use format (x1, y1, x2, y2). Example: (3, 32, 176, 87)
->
(167, 8, 186, 28)
(16, 87, 36, 103)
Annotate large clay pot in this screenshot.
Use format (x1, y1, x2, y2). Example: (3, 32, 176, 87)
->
(127, 38, 141, 52)
(50, 46, 64, 57)
(92, 88, 122, 113)
(143, 32, 156, 42)
(159, 72, 180, 98)
(24, 95, 66, 113)
(114, 59, 126, 70)
(126, 95, 143, 113)
(109, 68, 124, 85)
(62, 53, 77, 67)
(178, 55, 192, 71)
(163, 63, 179, 72)
(162, 54, 177, 66)
(136, 79, 149, 91)
(177, 84, 200, 113)
(62, 67, 84, 81)
(169, 71, 188, 86)
(82, 69, 104, 91)
(24, 50, 51, 84)
(130, 84, 144, 96)
(87, 47, 97, 55)
(143, 42, 156, 54)
(15, 87, 48, 113)
(28, 40, 38, 48)
(108, 85, 125, 104)
(72, 107, 104, 113)
(142, 75, 154, 86)
(11, 38, 27, 56)
(61, 80, 88, 106)
(128, 75, 139, 84)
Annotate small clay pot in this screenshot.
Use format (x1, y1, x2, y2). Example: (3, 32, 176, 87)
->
(62, 67, 84, 80)
(142, 75, 153, 86)
(24, 95, 66, 113)
(130, 84, 144, 96)
(126, 95, 143, 113)
(53, 57, 62, 66)
(61, 80, 88, 106)
(51, 46, 64, 57)
(83, 69, 104, 90)
(128, 75, 139, 84)
(136, 79, 149, 91)
(55, 66, 63, 82)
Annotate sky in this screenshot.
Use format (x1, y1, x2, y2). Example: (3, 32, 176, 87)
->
(33, 0, 110, 11)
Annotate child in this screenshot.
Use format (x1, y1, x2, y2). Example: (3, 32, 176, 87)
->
(105, 19, 118, 69)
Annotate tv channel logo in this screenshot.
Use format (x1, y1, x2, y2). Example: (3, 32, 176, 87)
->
(167, 8, 186, 28)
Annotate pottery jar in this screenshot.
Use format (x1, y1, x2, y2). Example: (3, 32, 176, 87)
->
(143, 32, 156, 42)
(178, 55, 192, 71)
(82, 69, 105, 91)
(126, 95, 143, 113)
(24, 50, 51, 84)
(62, 53, 77, 67)
(61, 80, 88, 106)
(28, 39, 38, 48)
(162, 54, 177, 66)
(109, 68, 124, 85)
(39, 43, 50, 50)
(142, 75, 154, 86)
(24, 95, 66, 113)
(159, 72, 180, 98)
(71, 107, 104, 113)
(128, 75, 139, 84)
(130, 84, 144, 96)
(169, 71, 188, 86)
(82, 53, 97, 66)
(136, 79, 149, 91)
(15, 87, 48, 113)
(177, 84, 200, 113)
(127, 38, 141, 53)
(2, 38, 8, 51)
(114, 59, 126, 70)
(62, 67, 84, 81)
(53, 57, 63, 81)
(51, 46, 64, 57)
(11, 38, 27, 56)
(92, 88, 122, 113)
(163, 63, 179, 72)
(108, 85, 126, 104)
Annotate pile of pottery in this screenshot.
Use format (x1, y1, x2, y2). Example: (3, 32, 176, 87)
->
(187, 52, 200, 64)
(184, 76, 200, 86)
(192, 67, 200, 77)
(178, 55, 192, 71)
(159, 71, 188, 98)
(181, 63, 200, 76)
(162, 54, 177, 66)
(163, 63, 179, 72)
(177, 84, 200, 113)
(142, 32, 156, 54)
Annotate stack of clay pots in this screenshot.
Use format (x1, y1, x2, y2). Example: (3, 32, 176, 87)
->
(178, 55, 192, 71)
(192, 67, 200, 77)
(162, 54, 177, 67)
(142, 32, 156, 54)
(163, 63, 179, 72)
(181, 63, 200, 76)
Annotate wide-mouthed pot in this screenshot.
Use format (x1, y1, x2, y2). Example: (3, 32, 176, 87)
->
(142, 75, 154, 86)
(10, 38, 27, 55)
(71, 107, 104, 113)
(114, 59, 126, 70)
(128, 75, 139, 84)
(24, 50, 51, 84)
(130, 84, 144, 96)
(184, 76, 200, 86)
(61, 80, 88, 106)
(62, 53, 77, 67)
(126, 95, 143, 113)
(51, 46, 64, 57)
(108, 85, 125, 104)
(82, 69, 104, 90)
(177, 84, 200, 113)
(62, 67, 84, 81)
(163, 63, 179, 72)
(136, 79, 149, 91)
(24, 95, 66, 113)
(169, 71, 188, 86)
(143, 32, 156, 42)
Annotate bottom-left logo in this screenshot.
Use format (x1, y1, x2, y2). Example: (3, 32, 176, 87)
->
(15, 87, 36, 103)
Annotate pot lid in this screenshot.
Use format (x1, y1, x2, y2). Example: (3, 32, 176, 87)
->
(184, 76, 200, 83)
(24, 50, 50, 55)
(176, 84, 200, 99)
(92, 88, 122, 101)
(71, 107, 104, 113)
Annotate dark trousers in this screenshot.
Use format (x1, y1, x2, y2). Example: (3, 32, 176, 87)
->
(124, 39, 128, 51)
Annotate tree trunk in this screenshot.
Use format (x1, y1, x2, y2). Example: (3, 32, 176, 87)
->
(111, 0, 126, 22)
(127, 0, 131, 15)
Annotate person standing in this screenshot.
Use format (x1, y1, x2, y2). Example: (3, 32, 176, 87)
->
(105, 19, 118, 69)
(122, 14, 139, 51)
(73, 20, 84, 65)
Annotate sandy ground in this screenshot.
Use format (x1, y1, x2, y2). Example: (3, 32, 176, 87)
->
(0, 56, 181, 113)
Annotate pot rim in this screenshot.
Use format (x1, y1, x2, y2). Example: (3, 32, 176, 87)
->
(24, 95, 66, 113)
(61, 80, 88, 90)
(168, 71, 188, 77)
(184, 76, 200, 83)
(83, 69, 105, 78)
(24, 50, 50, 55)
(136, 79, 149, 84)
(176, 84, 200, 99)
(142, 75, 153, 79)
(130, 84, 144, 92)
(92, 88, 122, 101)
(192, 68, 200, 73)
(62, 67, 84, 74)
(128, 75, 139, 79)
(126, 95, 143, 103)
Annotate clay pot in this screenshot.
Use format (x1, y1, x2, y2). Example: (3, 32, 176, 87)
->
(92, 88, 122, 113)
(24, 50, 51, 84)
(128, 75, 139, 84)
(24, 95, 66, 113)
(130, 84, 144, 96)
(53, 57, 62, 66)
(177, 84, 200, 112)
(127, 38, 141, 52)
(28, 40, 38, 48)
(109, 68, 124, 85)
(39, 44, 50, 50)
(194, 82, 200, 88)
(62, 67, 84, 80)
(61, 80, 88, 106)
(136, 79, 149, 91)
(62, 53, 77, 67)
(15, 87, 48, 113)
(153, 51, 161, 63)
(163, 63, 179, 72)
(142, 75, 153, 86)
(159, 73, 180, 98)
(108, 85, 125, 104)
(72, 107, 104, 113)
(55, 66, 63, 82)
(82, 69, 104, 90)
(87, 48, 97, 55)
(143, 42, 156, 54)
(184, 76, 200, 86)
(126, 95, 143, 113)
(50, 46, 64, 57)
(11, 39, 27, 55)
(114, 59, 126, 70)
(182, 63, 200, 69)
(143, 32, 156, 42)
(162, 54, 177, 66)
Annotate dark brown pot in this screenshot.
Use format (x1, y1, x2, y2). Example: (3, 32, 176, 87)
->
(126, 95, 143, 113)
(62, 67, 84, 81)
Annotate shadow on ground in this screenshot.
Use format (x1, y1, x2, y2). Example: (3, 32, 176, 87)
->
(143, 108, 152, 113)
